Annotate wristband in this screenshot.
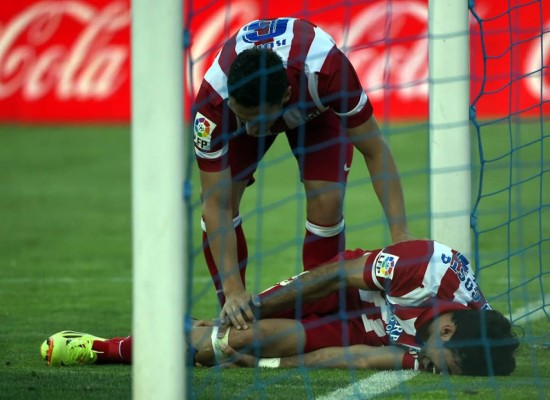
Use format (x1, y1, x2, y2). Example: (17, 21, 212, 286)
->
(258, 358, 281, 368)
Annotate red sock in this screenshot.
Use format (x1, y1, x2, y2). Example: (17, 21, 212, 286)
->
(94, 336, 132, 364)
(302, 220, 345, 270)
(202, 218, 248, 305)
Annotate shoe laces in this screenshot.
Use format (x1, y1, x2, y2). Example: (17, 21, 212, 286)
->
(65, 337, 95, 364)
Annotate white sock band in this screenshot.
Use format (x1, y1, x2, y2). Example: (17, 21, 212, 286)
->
(118, 336, 131, 361)
(258, 358, 281, 368)
(201, 215, 243, 232)
(210, 326, 231, 363)
(118, 341, 124, 361)
(305, 218, 345, 237)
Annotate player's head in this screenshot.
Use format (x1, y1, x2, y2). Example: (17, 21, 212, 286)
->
(227, 47, 290, 136)
(228, 47, 288, 107)
(447, 309, 519, 376)
(418, 309, 519, 376)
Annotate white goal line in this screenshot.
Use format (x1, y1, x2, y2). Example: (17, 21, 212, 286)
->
(318, 370, 419, 400)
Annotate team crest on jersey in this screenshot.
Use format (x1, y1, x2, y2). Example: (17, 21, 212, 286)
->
(193, 112, 216, 150)
(374, 252, 399, 279)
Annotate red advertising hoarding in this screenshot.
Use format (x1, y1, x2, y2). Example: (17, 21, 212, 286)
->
(0, 0, 548, 123)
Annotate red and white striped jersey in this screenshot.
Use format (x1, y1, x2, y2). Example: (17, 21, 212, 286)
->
(358, 240, 491, 350)
(260, 240, 491, 353)
(193, 17, 373, 171)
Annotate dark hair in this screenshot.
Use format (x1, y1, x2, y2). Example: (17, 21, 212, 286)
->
(445, 309, 519, 376)
(227, 47, 288, 107)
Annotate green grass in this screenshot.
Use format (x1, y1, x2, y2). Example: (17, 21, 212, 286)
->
(0, 123, 548, 399)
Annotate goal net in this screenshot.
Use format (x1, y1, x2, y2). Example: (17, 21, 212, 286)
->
(469, 0, 549, 340)
(185, 0, 549, 397)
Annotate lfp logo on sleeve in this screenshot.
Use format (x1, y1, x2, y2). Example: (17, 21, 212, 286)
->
(375, 252, 399, 280)
(194, 112, 216, 150)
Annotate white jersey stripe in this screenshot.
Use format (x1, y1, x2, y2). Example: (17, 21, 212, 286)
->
(382, 241, 449, 308)
(361, 314, 386, 337)
(273, 18, 294, 66)
(194, 145, 228, 160)
(204, 52, 229, 99)
(306, 26, 335, 71)
(386, 286, 432, 307)
(359, 289, 388, 336)
(423, 241, 451, 295)
(453, 287, 474, 306)
(305, 26, 336, 111)
(452, 274, 479, 306)
(334, 91, 369, 117)
(397, 317, 418, 337)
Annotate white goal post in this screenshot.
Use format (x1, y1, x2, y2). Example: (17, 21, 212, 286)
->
(131, 0, 186, 399)
(429, 0, 472, 256)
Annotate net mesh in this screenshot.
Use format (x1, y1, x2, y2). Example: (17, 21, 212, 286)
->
(186, 0, 549, 397)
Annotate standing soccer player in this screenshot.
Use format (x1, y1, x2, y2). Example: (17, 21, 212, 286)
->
(193, 18, 410, 328)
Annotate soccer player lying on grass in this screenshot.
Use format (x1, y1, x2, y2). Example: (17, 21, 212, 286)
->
(41, 240, 519, 375)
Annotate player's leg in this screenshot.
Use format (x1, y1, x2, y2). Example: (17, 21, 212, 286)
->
(41, 320, 212, 367)
(201, 133, 279, 305)
(191, 318, 306, 367)
(93, 336, 133, 364)
(286, 111, 353, 270)
(191, 289, 373, 366)
(41, 330, 132, 366)
(257, 276, 383, 351)
(302, 179, 346, 270)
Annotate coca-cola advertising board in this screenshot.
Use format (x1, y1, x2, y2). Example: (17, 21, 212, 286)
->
(0, 0, 548, 123)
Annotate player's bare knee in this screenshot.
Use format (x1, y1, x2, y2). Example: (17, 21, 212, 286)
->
(305, 196, 343, 225)
(303, 181, 345, 224)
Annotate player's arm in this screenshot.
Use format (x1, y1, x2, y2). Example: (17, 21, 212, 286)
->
(258, 253, 369, 317)
(200, 167, 254, 327)
(347, 115, 411, 244)
(221, 344, 411, 370)
(318, 49, 410, 243)
(279, 345, 409, 369)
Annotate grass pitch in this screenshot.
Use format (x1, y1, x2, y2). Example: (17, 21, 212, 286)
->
(0, 123, 548, 399)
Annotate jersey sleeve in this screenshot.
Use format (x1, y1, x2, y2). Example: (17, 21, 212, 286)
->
(317, 47, 373, 128)
(192, 80, 231, 173)
(363, 240, 433, 291)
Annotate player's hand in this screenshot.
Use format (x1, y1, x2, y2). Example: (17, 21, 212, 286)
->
(219, 291, 258, 334)
(217, 344, 257, 368)
(194, 344, 257, 369)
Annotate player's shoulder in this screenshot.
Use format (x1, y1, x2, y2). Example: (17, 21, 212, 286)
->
(378, 240, 450, 271)
(195, 79, 225, 111)
(384, 239, 436, 255)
